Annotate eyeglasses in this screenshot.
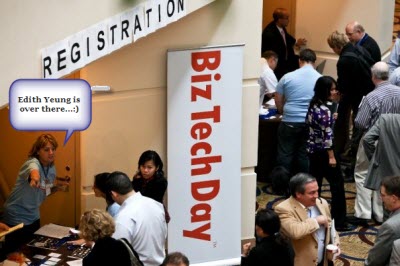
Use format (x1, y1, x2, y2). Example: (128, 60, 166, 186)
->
(346, 32, 354, 36)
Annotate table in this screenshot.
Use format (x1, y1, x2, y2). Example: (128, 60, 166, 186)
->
(256, 116, 281, 182)
(6, 234, 88, 266)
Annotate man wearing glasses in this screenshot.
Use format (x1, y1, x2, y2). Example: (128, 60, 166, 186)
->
(364, 175, 400, 266)
(345, 21, 381, 63)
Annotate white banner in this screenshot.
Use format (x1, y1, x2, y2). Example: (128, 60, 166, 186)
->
(41, 0, 186, 79)
(167, 44, 243, 265)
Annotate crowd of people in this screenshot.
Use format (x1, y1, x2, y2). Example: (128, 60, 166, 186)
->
(257, 6, 400, 266)
(1, 6, 400, 266)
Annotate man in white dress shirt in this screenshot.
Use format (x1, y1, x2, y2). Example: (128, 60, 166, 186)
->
(105, 171, 167, 266)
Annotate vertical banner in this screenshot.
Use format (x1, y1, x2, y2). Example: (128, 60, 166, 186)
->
(167, 44, 243, 265)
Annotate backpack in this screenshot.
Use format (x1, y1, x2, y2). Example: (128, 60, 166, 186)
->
(342, 45, 375, 95)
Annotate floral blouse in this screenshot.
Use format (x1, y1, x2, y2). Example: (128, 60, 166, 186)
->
(306, 103, 333, 153)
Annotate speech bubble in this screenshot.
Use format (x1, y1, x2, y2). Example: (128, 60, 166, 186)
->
(9, 79, 92, 145)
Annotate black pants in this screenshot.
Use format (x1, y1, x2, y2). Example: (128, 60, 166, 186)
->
(334, 95, 362, 156)
(276, 122, 309, 176)
(309, 151, 347, 226)
(1, 219, 40, 260)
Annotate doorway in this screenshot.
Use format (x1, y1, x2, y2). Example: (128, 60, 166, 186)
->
(0, 73, 81, 228)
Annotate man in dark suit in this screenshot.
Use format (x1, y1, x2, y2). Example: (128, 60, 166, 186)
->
(345, 21, 381, 63)
(261, 8, 306, 80)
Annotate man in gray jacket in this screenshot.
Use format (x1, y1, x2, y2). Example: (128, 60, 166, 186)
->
(363, 114, 400, 191)
(365, 175, 400, 266)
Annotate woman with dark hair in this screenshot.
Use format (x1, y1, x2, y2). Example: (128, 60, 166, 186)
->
(241, 209, 293, 266)
(306, 76, 351, 232)
(132, 150, 167, 203)
(93, 172, 120, 217)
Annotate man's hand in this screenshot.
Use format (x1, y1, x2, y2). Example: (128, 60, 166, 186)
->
(296, 38, 307, 47)
(315, 215, 328, 227)
(242, 242, 252, 257)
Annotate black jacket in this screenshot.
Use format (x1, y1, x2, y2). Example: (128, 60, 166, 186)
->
(241, 236, 293, 266)
(359, 33, 381, 63)
(83, 237, 140, 266)
(261, 21, 299, 80)
(132, 175, 167, 203)
(337, 43, 374, 106)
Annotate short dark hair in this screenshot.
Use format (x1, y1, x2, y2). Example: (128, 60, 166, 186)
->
(255, 209, 280, 236)
(262, 50, 278, 60)
(104, 171, 133, 195)
(381, 176, 400, 198)
(94, 172, 115, 205)
(289, 173, 316, 198)
(162, 252, 189, 266)
(299, 49, 316, 63)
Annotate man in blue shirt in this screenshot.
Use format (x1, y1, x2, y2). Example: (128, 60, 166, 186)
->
(275, 48, 322, 175)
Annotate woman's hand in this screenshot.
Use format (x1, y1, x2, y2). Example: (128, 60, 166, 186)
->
(67, 238, 93, 247)
(29, 177, 40, 188)
(333, 112, 338, 120)
(133, 170, 142, 179)
(0, 222, 9, 232)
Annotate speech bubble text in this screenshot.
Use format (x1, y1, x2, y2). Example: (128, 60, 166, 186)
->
(9, 79, 92, 145)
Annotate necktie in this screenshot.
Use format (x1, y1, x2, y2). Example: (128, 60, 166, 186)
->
(306, 207, 311, 218)
(280, 29, 288, 59)
(280, 29, 287, 46)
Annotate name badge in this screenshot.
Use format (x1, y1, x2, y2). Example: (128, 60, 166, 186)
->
(45, 184, 52, 196)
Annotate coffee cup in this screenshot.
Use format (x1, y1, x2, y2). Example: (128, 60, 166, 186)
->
(326, 244, 338, 261)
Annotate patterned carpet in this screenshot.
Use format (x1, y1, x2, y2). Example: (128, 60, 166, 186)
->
(256, 180, 380, 266)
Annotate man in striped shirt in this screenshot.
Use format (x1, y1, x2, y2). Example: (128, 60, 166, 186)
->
(348, 61, 400, 226)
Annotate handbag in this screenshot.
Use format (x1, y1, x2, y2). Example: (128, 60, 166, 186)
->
(119, 238, 144, 266)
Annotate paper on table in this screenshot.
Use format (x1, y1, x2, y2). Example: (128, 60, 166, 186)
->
(330, 219, 336, 244)
(34, 224, 72, 239)
(67, 259, 83, 266)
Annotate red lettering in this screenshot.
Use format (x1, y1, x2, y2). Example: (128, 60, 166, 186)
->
(190, 203, 211, 222)
(191, 50, 221, 72)
(191, 106, 220, 123)
(190, 142, 211, 156)
(191, 84, 211, 101)
(183, 223, 211, 241)
(191, 155, 222, 176)
(191, 180, 220, 201)
(190, 122, 212, 140)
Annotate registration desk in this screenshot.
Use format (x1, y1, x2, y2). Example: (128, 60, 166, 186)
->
(18, 237, 86, 266)
(256, 115, 281, 182)
(2, 224, 88, 266)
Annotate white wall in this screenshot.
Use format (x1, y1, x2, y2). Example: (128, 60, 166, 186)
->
(295, 0, 395, 77)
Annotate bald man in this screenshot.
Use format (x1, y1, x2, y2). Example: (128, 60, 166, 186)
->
(345, 21, 381, 63)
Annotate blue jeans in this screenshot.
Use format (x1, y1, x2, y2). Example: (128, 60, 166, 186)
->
(276, 122, 309, 175)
